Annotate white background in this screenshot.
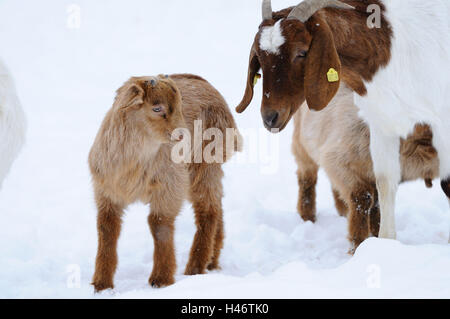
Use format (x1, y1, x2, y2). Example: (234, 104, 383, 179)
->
(0, 0, 449, 298)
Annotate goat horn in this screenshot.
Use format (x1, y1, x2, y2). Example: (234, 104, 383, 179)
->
(287, 0, 354, 23)
(262, 0, 273, 20)
(150, 77, 158, 87)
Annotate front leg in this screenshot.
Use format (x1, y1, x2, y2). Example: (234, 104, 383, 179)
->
(296, 169, 319, 222)
(92, 194, 124, 292)
(148, 213, 177, 288)
(292, 140, 319, 222)
(148, 165, 187, 287)
(348, 186, 372, 253)
(369, 129, 401, 239)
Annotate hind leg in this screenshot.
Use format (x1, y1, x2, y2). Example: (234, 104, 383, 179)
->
(333, 188, 348, 217)
(185, 164, 224, 275)
(207, 207, 224, 271)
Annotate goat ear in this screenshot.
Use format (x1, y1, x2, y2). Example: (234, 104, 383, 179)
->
(304, 17, 341, 111)
(236, 44, 260, 113)
(117, 83, 145, 109)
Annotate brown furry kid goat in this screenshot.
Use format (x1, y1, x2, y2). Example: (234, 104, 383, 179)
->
(293, 85, 439, 252)
(89, 74, 242, 292)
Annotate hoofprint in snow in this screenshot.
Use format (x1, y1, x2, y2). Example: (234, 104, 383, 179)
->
(0, 0, 448, 298)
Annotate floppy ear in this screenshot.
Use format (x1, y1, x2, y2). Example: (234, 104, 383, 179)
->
(236, 43, 261, 113)
(304, 17, 341, 111)
(117, 83, 145, 109)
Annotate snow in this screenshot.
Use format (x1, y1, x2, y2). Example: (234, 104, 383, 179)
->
(0, 0, 449, 299)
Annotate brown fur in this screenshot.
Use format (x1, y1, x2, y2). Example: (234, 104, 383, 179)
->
(332, 188, 348, 217)
(89, 74, 242, 292)
(292, 86, 439, 252)
(297, 167, 318, 223)
(236, 1, 391, 131)
(442, 179, 450, 199)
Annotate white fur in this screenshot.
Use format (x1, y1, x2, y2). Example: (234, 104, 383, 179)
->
(354, 0, 450, 238)
(260, 20, 286, 55)
(0, 59, 26, 189)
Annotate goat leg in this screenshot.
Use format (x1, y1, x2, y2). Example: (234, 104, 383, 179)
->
(92, 195, 123, 292)
(185, 203, 219, 276)
(348, 186, 374, 254)
(148, 213, 176, 288)
(332, 188, 348, 217)
(297, 170, 318, 222)
(207, 207, 224, 271)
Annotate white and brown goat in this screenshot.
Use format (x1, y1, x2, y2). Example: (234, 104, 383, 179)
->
(293, 85, 439, 251)
(237, 0, 450, 240)
(89, 74, 241, 292)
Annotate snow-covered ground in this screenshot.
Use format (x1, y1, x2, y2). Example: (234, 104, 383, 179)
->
(0, 0, 449, 299)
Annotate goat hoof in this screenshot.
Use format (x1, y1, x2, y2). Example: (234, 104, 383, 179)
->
(348, 240, 362, 255)
(184, 266, 206, 276)
(149, 275, 174, 288)
(92, 281, 114, 293)
(207, 263, 221, 271)
(300, 214, 316, 223)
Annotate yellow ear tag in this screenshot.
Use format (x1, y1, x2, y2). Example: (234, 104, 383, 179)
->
(253, 73, 262, 86)
(327, 68, 339, 83)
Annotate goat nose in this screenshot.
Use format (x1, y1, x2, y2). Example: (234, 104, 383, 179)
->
(263, 111, 279, 128)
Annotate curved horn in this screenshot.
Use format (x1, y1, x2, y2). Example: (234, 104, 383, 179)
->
(287, 0, 354, 23)
(262, 0, 273, 20)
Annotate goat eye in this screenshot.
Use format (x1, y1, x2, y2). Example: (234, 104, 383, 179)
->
(152, 106, 162, 113)
(296, 50, 307, 59)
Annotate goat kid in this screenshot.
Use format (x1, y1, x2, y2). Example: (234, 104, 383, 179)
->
(237, 0, 450, 240)
(89, 74, 241, 292)
(0, 59, 26, 190)
(293, 85, 439, 251)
